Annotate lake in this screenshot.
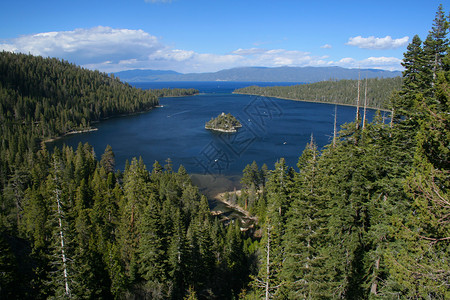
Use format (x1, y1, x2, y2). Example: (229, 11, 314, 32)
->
(50, 81, 382, 190)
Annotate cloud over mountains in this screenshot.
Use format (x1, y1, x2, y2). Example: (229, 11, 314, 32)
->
(0, 26, 405, 73)
(347, 35, 409, 49)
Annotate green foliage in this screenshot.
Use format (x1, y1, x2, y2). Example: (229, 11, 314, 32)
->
(205, 112, 242, 132)
(1, 143, 256, 298)
(0, 52, 159, 245)
(235, 76, 403, 110)
(150, 87, 199, 98)
(0, 51, 159, 139)
(0, 52, 254, 298)
(243, 5, 449, 299)
(280, 139, 328, 298)
(1, 5, 450, 298)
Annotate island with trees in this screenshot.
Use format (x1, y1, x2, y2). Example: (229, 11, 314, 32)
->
(205, 112, 242, 132)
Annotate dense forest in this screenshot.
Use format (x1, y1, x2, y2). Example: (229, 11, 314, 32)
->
(0, 51, 160, 139)
(231, 6, 449, 298)
(0, 4, 449, 300)
(150, 88, 199, 98)
(1, 145, 255, 299)
(234, 76, 403, 110)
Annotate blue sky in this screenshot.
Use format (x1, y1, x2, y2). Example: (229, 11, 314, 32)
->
(0, 0, 445, 73)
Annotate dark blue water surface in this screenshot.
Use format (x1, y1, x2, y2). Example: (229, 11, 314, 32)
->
(50, 82, 381, 176)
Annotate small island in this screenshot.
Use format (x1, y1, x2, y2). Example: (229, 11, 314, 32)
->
(205, 112, 242, 133)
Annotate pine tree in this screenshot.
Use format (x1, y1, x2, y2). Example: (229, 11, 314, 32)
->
(90, 168, 118, 246)
(281, 139, 328, 298)
(137, 195, 170, 297)
(223, 221, 246, 298)
(241, 161, 262, 211)
(386, 48, 450, 298)
(117, 157, 150, 284)
(423, 4, 449, 83)
(192, 195, 215, 290)
(100, 144, 115, 174)
(315, 137, 374, 298)
(252, 158, 292, 299)
(167, 208, 189, 299)
(46, 150, 73, 298)
(402, 35, 426, 93)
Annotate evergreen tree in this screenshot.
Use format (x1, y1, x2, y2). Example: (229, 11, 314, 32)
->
(137, 195, 170, 297)
(223, 221, 246, 298)
(423, 4, 449, 83)
(252, 158, 292, 299)
(100, 144, 115, 174)
(167, 208, 189, 299)
(386, 45, 450, 298)
(45, 150, 73, 299)
(315, 134, 373, 298)
(281, 139, 328, 298)
(117, 157, 150, 284)
(398, 34, 427, 115)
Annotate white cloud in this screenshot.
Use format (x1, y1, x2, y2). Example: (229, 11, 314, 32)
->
(334, 56, 403, 71)
(0, 26, 163, 66)
(338, 57, 356, 64)
(149, 49, 195, 61)
(321, 44, 332, 49)
(346, 35, 409, 49)
(0, 27, 404, 73)
(229, 48, 328, 68)
(232, 48, 267, 55)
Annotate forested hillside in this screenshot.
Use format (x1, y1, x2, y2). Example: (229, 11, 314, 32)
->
(234, 76, 403, 110)
(0, 5, 449, 299)
(0, 51, 159, 138)
(1, 53, 231, 299)
(231, 6, 449, 298)
(150, 87, 199, 98)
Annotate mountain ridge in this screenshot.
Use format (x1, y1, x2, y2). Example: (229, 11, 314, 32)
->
(112, 66, 402, 83)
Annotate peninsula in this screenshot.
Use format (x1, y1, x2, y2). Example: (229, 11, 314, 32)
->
(205, 112, 242, 133)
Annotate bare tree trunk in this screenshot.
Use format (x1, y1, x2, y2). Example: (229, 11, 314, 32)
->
(362, 76, 368, 130)
(265, 225, 271, 300)
(389, 108, 394, 138)
(390, 108, 394, 129)
(433, 53, 438, 84)
(355, 70, 361, 130)
(333, 104, 337, 148)
(54, 161, 70, 297)
(370, 256, 380, 295)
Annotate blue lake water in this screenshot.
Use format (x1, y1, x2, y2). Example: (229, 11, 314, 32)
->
(50, 82, 383, 177)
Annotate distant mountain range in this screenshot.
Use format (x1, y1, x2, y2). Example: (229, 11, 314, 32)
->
(112, 66, 402, 83)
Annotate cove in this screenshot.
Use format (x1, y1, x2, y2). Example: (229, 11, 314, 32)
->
(49, 82, 383, 180)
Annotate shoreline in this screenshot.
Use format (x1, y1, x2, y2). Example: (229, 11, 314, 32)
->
(42, 128, 99, 143)
(93, 106, 157, 122)
(205, 124, 243, 133)
(205, 126, 238, 133)
(158, 92, 199, 98)
(42, 105, 160, 144)
(213, 189, 255, 219)
(212, 189, 259, 230)
(233, 92, 391, 112)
